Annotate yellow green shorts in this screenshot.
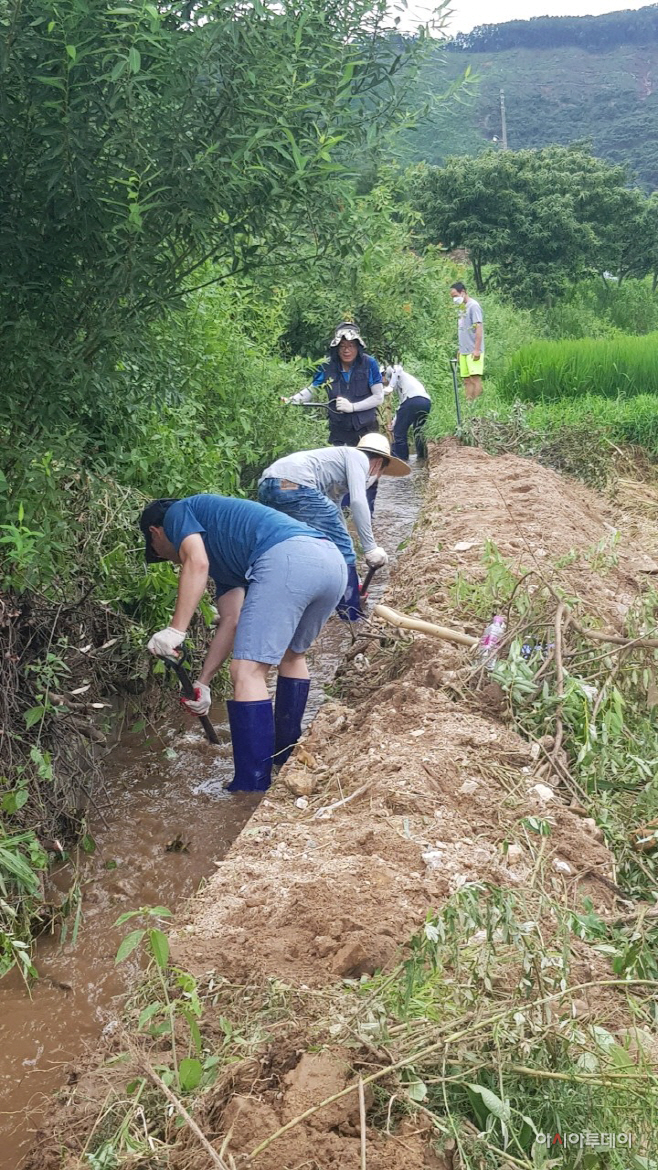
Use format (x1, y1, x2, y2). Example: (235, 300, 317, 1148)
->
(459, 354, 484, 377)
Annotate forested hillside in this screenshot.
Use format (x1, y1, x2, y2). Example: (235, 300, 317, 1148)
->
(405, 5, 658, 189)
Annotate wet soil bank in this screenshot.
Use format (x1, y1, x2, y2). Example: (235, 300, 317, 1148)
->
(1, 469, 422, 1169)
(26, 443, 658, 1168)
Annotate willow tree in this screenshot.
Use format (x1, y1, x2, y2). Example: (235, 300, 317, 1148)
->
(0, 0, 428, 431)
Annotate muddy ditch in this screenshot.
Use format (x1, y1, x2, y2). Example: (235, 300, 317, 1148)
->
(22, 443, 658, 1169)
(0, 467, 423, 1169)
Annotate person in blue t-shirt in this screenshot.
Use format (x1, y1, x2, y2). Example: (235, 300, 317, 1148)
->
(139, 495, 347, 793)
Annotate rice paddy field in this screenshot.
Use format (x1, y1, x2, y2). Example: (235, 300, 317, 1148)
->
(500, 334, 658, 403)
(422, 331, 658, 471)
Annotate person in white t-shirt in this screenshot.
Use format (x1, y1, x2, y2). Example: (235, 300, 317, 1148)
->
(383, 364, 431, 460)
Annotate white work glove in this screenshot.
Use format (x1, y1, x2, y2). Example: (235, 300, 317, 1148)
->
(282, 388, 310, 405)
(335, 396, 355, 413)
(365, 546, 388, 568)
(183, 681, 211, 716)
(147, 626, 186, 658)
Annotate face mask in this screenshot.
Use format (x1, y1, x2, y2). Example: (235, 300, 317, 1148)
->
(452, 296, 464, 305)
(366, 474, 377, 489)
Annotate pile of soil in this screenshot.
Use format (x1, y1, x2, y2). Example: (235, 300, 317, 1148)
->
(33, 443, 657, 1169)
(176, 443, 643, 991)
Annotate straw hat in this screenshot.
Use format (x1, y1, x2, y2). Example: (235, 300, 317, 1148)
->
(357, 433, 410, 477)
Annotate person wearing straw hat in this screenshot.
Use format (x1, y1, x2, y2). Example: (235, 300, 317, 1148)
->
(259, 433, 409, 621)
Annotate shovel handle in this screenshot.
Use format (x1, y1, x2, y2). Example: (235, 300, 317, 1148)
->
(360, 565, 378, 596)
(160, 656, 220, 745)
(358, 564, 382, 613)
(449, 358, 462, 427)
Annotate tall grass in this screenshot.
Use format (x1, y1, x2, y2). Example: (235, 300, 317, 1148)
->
(425, 369, 658, 484)
(527, 392, 658, 452)
(499, 334, 658, 403)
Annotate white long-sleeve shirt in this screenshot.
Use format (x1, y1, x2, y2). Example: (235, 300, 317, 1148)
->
(295, 383, 384, 411)
(259, 446, 377, 553)
(294, 355, 384, 412)
(384, 364, 431, 405)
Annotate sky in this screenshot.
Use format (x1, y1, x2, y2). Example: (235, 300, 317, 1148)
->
(405, 0, 655, 34)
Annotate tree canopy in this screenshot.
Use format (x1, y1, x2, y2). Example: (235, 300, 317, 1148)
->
(448, 6, 658, 53)
(0, 0, 426, 434)
(412, 145, 653, 302)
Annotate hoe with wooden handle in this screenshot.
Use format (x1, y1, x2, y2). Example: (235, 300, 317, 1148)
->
(373, 604, 477, 647)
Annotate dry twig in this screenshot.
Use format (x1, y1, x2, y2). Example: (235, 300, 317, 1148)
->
(246, 978, 658, 1163)
(358, 1077, 367, 1170)
(313, 780, 373, 820)
(125, 1038, 231, 1170)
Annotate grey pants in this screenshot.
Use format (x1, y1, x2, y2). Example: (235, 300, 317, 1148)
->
(232, 537, 348, 664)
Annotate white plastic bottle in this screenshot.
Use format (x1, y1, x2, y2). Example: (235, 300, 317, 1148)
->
(478, 614, 506, 668)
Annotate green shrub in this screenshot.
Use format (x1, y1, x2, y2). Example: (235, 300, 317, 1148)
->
(0, 826, 48, 980)
(499, 333, 658, 403)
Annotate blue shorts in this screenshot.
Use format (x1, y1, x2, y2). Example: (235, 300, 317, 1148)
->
(233, 536, 348, 664)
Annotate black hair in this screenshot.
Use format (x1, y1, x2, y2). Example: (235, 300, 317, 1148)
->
(139, 498, 180, 563)
(450, 281, 466, 293)
(139, 498, 179, 535)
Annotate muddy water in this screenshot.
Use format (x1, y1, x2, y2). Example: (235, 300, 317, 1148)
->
(0, 464, 422, 1168)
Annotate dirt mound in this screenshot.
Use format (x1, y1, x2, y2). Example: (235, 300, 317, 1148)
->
(389, 440, 651, 630)
(37, 442, 657, 1169)
(175, 679, 612, 989)
(175, 447, 634, 992)
(201, 1048, 446, 1170)
(168, 443, 651, 1167)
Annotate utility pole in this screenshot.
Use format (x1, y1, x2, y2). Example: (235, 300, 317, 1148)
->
(499, 88, 508, 150)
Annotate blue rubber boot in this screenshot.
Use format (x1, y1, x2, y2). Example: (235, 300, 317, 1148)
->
(336, 564, 363, 622)
(274, 676, 311, 766)
(225, 699, 274, 793)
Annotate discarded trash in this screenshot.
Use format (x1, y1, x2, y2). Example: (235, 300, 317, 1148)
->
(531, 783, 557, 803)
(521, 638, 553, 660)
(575, 680, 598, 704)
(505, 843, 525, 864)
(552, 857, 572, 875)
(477, 614, 506, 668)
